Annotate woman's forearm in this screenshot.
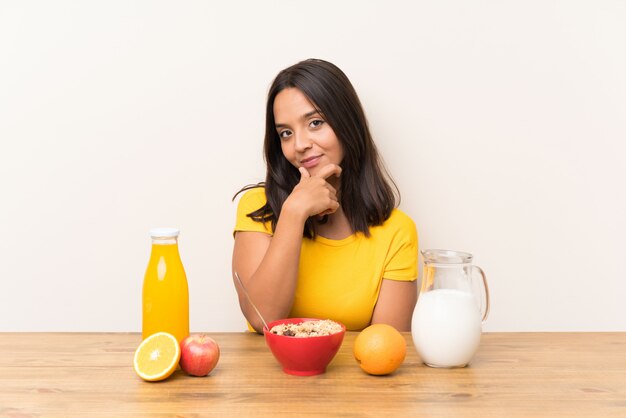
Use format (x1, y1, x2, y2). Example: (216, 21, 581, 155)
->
(236, 204, 308, 332)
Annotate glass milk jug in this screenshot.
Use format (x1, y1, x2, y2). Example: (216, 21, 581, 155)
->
(142, 228, 189, 343)
(411, 249, 490, 368)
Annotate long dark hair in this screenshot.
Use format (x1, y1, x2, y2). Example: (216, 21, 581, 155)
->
(235, 58, 399, 238)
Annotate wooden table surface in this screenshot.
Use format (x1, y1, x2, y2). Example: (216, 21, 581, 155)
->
(0, 332, 625, 417)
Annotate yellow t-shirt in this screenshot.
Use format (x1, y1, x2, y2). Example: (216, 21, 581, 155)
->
(234, 187, 418, 331)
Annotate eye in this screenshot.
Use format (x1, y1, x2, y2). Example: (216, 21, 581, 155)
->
(278, 129, 292, 139)
(309, 119, 324, 129)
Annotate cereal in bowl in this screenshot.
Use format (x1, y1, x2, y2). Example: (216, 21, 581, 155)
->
(269, 320, 343, 337)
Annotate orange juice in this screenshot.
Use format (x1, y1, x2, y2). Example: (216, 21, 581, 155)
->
(142, 228, 189, 343)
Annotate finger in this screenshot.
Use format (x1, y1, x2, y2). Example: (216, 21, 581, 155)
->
(314, 164, 342, 180)
(319, 201, 340, 216)
(323, 182, 337, 195)
(299, 166, 311, 179)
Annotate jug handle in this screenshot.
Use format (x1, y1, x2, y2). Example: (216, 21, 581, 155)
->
(472, 265, 490, 322)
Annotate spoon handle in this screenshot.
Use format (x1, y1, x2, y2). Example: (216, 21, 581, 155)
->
(234, 271, 270, 332)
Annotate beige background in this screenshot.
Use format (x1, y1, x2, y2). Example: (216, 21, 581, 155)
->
(1, 0, 624, 332)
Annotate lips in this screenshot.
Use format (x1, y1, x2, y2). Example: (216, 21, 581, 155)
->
(300, 155, 322, 169)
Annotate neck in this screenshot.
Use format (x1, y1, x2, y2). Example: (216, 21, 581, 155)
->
(314, 206, 352, 240)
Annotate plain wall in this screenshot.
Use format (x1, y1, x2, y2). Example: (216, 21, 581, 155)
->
(1, 0, 625, 332)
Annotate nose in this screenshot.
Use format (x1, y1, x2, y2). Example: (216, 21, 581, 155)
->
(293, 131, 313, 153)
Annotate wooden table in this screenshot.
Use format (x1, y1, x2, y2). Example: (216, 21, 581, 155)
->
(1, 332, 625, 417)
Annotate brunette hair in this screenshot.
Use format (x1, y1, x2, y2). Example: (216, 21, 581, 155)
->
(236, 58, 398, 238)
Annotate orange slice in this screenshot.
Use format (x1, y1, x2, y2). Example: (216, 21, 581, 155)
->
(133, 332, 181, 382)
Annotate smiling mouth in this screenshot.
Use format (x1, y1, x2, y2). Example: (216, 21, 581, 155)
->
(300, 155, 323, 169)
(300, 155, 322, 164)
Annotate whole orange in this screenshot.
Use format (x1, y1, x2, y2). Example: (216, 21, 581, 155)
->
(353, 324, 406, 375)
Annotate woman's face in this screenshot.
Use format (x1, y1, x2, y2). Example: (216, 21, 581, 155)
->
(273, 88, 343, 176)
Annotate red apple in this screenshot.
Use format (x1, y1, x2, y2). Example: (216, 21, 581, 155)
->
(179, 334, 220, 377)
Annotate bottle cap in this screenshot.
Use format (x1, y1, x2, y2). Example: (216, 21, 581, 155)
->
(149, 228, 180, 238)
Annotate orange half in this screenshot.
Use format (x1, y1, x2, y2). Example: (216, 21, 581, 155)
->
(133, 332, 181, 382)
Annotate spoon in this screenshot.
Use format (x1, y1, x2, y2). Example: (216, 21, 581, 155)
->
(234, 271, 270, 332)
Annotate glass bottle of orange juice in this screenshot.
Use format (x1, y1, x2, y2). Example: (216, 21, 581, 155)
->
(142, 228, 189, 343)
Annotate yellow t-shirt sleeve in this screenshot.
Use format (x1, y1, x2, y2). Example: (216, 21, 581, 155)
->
(234, 187, 273, 235)
(382, 212, 418, 282)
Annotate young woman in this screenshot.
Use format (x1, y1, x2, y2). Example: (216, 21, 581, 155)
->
(233, 59, 418, 333)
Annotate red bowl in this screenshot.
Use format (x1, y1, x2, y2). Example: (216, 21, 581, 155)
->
(264, 318, 346, 376)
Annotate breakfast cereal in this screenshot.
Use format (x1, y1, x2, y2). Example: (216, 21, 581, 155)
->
(269, 320, 342, 337)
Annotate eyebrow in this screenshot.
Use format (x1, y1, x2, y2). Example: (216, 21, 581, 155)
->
(275, 110, 320, 129)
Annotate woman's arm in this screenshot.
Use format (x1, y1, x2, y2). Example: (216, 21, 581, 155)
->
(232, 207, 306, 333)
(370, 279, 418, 331)
(232, 164, 342, 333)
